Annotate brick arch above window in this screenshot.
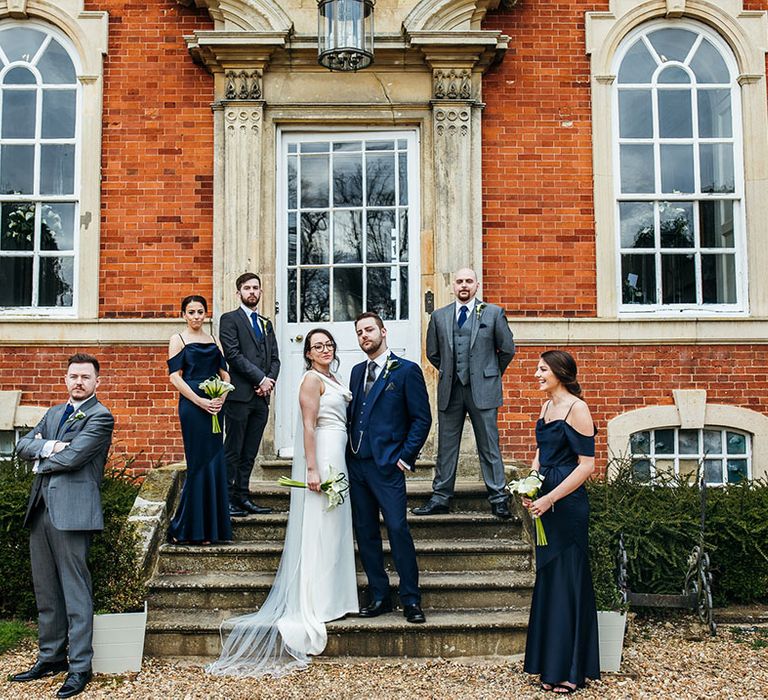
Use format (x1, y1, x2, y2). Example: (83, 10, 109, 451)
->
(607, 388, 768, 480)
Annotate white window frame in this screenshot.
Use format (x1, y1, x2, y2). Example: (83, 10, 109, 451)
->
(612, 19, 746, 316)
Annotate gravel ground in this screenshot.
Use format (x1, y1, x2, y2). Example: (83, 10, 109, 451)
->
(0, 617, 766, 700)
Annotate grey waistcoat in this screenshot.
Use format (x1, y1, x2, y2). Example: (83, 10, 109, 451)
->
(453, 309, 474, 385)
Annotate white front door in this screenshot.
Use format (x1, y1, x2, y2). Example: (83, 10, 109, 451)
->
(275, 130, 421, 456)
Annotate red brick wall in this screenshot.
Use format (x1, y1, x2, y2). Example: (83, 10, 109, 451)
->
(89, 1, 214, 318)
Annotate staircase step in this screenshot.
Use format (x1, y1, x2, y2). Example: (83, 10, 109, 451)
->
(230, 511, 522, 542)
(145, 608, 530, 659)
(147, 570, 536, 611)
(157, 539, 532, 575)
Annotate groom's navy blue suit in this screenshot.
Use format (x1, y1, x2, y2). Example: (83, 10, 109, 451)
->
(347, 353, 431, 606)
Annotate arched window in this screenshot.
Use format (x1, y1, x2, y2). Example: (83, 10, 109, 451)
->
(613, 22, 744, 312)
(0, 23, 79, 310)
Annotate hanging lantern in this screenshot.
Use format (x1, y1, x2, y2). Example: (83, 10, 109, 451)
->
(317, 0, 375, 72)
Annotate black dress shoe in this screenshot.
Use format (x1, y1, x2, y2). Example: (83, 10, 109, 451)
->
(358, 599, 393, 618)
(56, 670, 92, 698)
(403, 604, 426, 624)
(491, 500, 512, 520)
(411, 500, 449, 516)
(240, 500, 272, 515)
(10, 658, 68, 681)
(229, 504, 248, 518)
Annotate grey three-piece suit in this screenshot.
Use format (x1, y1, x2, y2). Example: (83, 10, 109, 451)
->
(16, 394, 114, 672)
(426, 299, 516, 504)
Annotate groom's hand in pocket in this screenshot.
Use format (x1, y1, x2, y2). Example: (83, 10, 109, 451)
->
(397, 459, 412, 473)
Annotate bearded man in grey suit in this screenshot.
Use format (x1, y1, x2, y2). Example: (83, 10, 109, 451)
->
(413, 268, 516, 519)
(11, 353, 114, 698)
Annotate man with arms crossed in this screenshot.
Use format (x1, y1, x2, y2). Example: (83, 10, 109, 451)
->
(12, 353, 114, 698)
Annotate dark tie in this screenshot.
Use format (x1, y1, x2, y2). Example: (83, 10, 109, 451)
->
(458, 305, 468, 328)
(250, 311, 263, 340)
(57, 403, 74, 431)
(364, 360, 377, 396)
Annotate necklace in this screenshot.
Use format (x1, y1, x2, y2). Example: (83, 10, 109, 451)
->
(312, 367, 333, 378)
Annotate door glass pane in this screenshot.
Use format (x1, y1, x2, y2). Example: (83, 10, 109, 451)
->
(333, 141, 362, 152)
(618, 40, 657, 83)
(398, 152, 408, 205)
(300, 212, 329, 264)
(0, 256, 32, 305)
(660, 202, 694, 248)
(620, 145, 654, 193)
(0, 27, 45, 62)
(333, 154, 362, 206)
(300, 267, 329, 322)
(42, 90, 76, 138)
(366, 209, 396, 263)
(366, 153, 395, 206)
(38, 255, 73, 306)
(333, 210, 362, 263)
(703, 429, 722, 455)
(400, 266, 409, 320)
(661, 254, 696, 304)
(703, 458, 723, 484)
(367, 266, 396, 319)
(40, 203, 75, 251)
(658, 90, 692, 138)
(647, 28, 697, 63)
(621, 254, 656, 304)
(288, 212, 297, 266)
(300, 142, 328, 153)
(657, 66, 690, 84)
(690, 39, 730, 84)
(37, 39, 77, 84)
(678, 429, 698, 454)
(366, 141, 394, 151)
(698, 90, 732, 138)
(40, 144, 75, 195)
(660, 144, 694, 193)
(287, 156, 297, 209)
(726, 431, 747, 455)
(699, 201, 734, 248)
(702, 254, 736, 304)
(1, 145, 34, 194)
(619, 202, 654, 249)
(3, 67, 35, 84)
(300, 155, 329, 208)
(2, 90, 36, 138)
(333, 267, 362, 321)
(619, 90, 652, 138)
(287, 269, 297, 322)
(399, 209, 409, 262)
(699, 144, 734, 194)
(1, 203, 34, 251)
(727, 459, 748, 483)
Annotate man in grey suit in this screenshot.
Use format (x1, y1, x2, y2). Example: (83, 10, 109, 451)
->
(12, 353, 114, 698)
(413, 268, 516, 519)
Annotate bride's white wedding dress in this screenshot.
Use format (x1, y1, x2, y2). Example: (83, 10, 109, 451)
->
(206, 370, 358, 677)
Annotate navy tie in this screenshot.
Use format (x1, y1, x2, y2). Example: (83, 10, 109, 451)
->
(458, 305, 468, 328)
(58, 403, 74, 431)
(364, 360, 377, 396)
(250, 311, 263, 340)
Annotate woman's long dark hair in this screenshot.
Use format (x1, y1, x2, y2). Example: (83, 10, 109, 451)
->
(303, 328, 339, 371)
(541, 349, 582, 398)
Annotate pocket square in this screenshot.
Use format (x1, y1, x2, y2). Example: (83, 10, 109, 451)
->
(385, 382, 397, 392)
(479, 323, 487, 329)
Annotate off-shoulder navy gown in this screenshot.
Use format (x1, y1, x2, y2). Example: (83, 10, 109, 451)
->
(167, 342, 232, 544)
(523, 412, 600, 688)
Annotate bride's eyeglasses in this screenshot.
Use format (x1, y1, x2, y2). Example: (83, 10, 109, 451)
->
(310, 341, 336, 352)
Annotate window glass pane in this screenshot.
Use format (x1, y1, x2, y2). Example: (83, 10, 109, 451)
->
(657, 66, 690, 84)
(678, 459, 698, 484)
(703, 429, 722, 455)
(1, 202, 34, 251)
(397, 139, 407, 150)
(400, 266, 408, 320)
(648, 28, 697, 63)
(0, 27, 45, 63)
(618, 90, 652, 138)
(0, 256, 32, 305)
(300, 155, 329, 208)
(38, 255, 73, 306)
(366, 141, 394, 151)
(287, 156, 297, 209)
(287, 143, 297, 154)
(659, 202, 693, 248)
(333, 141, 362, 152)
(40, 144, 75, 195)
(333, 267, 362, 321)
(40, 203, 75, 251)
(620, 145, 654, 193)
(658, 90, 692, 138)
(333, 210, 362, 263)
(630, 430, 650, 454)
(287, 268, 297, 322)
(0, 430, 14, 458)
(701, 254, 736, 304)
(632, 458, 652, 482)
(2, 90, 36, 138)
(300, 212, 329, 264)
(333, 154, 363, 207)
(37, 39, 76, 84)
(699, 201, 734, 248)
(655, 458, 674, 478)
(678, 429, 699, 454)
(619, 202, 654, 248)
(366, 153, 395, 206)
(699, 144, 734, 194)
(697, 90, 732, 138)
(703, 458, 723, 484)
(287, 212, 297, 266)
(689, 39, 730, 83)
(399, 209, 408, 262)
(0, 144, 34, 194)
(366, 266, 396, 320)
(661, 254, 696, 304)
(660, 144, 694, 193)
(654, 429, 674, 454)
(299, 267, 329, 322)
(366, 209, 396, 263)
(300, 142, 328, 153)
(618, 40, 657, 83)
(398, 152, 408, 206)
(726, 431, 747, 455)
(2, 66, 36, 85)
(42, 90, 76, 138)
(621, 254, 656, 304)
(727, 459, 748, 484)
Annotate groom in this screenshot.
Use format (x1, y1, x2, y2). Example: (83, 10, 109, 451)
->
(347, 312, 432, 624)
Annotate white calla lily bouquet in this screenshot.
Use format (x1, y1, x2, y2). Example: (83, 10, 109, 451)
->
(278, 466, 350, 511)
(507, 471, 548, 546)
(198, 376, 235, 434)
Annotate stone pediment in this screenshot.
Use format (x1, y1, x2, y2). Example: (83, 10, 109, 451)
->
(403, 0, 517, 32)
(177, 0, 292, 32)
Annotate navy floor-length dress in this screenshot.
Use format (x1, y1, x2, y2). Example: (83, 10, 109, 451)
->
(523, 414, 600, 687)
(167, 342, 232, 544)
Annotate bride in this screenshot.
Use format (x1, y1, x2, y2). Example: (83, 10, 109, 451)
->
(207, 328, 359, 677)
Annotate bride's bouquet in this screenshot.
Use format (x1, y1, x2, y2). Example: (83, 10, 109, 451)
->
(278, 466, 350, 511)
(198, 376, 235, 434)
(507, 471, 548, 546)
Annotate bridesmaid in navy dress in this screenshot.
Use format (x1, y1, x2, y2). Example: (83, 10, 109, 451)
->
(167, 295, 233, 544)
(523, 350, 599, 693)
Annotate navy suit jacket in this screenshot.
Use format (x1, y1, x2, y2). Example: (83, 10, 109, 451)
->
(347, 353, 432, 469)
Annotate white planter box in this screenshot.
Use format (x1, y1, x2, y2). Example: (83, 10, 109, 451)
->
(92, 602, 147, 674)
(597, 610, 627, 672)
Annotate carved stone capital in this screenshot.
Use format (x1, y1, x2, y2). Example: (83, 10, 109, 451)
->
(433, 68, 472, 100)
(224, 70, 262, 100)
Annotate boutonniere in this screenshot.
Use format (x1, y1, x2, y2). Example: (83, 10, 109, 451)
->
(383, 358, 401, 378)
(475, 302, 487, 320)
(68, 410, 87, 423)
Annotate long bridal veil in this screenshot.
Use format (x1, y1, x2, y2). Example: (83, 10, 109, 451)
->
(206, 391, 324, 678)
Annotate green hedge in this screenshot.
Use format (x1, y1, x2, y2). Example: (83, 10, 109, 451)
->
(588, 459, 768, 608)
(0, 455, 144, 620)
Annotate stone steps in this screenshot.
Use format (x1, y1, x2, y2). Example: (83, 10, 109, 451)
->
(147, 570, 536, 611)
(145, 609, 531, 658)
